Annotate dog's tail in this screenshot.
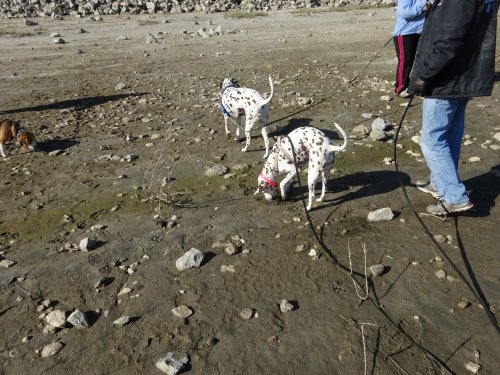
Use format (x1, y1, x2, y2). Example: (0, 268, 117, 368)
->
(328, 122, 348, 152)
(260, 75, 274, 106)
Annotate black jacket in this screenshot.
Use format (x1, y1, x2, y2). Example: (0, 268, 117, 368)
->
(410, 0, 498, 98)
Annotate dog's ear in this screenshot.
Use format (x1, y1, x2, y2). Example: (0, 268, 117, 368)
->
(232, 78, 239, 87)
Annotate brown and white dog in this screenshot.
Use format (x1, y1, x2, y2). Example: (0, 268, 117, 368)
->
(0, 118, 36, 158)
(255, 124, 348, 211)
(220, 76, 274, 158)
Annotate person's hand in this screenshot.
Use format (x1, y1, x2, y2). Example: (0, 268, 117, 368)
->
(412, 77, 427, 95)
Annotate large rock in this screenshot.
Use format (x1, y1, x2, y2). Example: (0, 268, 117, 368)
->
(67, 310, 89, 328)
(367, 208, 394, 222)
(41, 342, 64, 358)
(371, 117, 388, 131)
(46, 310, 67, 328)
(205, 164, 228, 177)
(175, 248, 205, 271)
(369, 129, 388, 141)
(156, 352, 189, 375)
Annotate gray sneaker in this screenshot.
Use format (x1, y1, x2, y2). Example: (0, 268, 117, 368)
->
(426, 200, 473, 216)
(416, 181, 441, 199)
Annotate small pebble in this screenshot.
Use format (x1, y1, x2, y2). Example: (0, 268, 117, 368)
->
(240, 308, 253, 320)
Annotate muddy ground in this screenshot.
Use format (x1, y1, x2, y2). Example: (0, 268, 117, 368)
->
(0, 7, 499, 375)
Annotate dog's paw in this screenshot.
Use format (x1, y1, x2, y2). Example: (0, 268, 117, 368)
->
(263, 153, 269, 159)
(316, 197, 324, 203)
(241, 147, 248, 152)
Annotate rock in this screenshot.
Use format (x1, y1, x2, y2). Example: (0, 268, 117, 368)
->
(435, 270, 447, 279)
(175, 248, 205, 271)
(433, 235, 447, 244)
(0, 259, 16, 268)
(46, 310, 66, 328)
(369, 129, 388, 141)
(53, 37, 65, 44)
(457, 300, 471, 310)
(115, 82, 127, 91)
(123, 154, 138, 163)
(224, 243, 238, 256)
(465, 362, 481, 374)
(380, 95, 392, 101)
(361, 113, 373, 119)
(155, 352, 189, 375)
(367, 208, 394, 222)
(220, 264, 235, 273)
(232, 163, 249, 171)
(67, 310, 89, 328)
(468, 156, 481, 163)
(371, 117, 388, 131)
(171, 305, 193, 319)
(240, 308, 254, 320)
(411, 135, 420, 144)
(25, 19, 38, 26)
(116, 35, 128, 41)
(205, 164, 228, 177)
(369, 264, 385, 277)
(351, 124, 370, 135)
(493, 132, 500, 142)
(50, 32, 60, 37)
(464, 140, 475, 146)
(41, 342, 64, 358)
(79, 237, 97, 252)
(113, 315, 130, 327)
(279, 299, 294, 313)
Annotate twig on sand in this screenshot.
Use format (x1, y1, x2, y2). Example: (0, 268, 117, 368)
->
(348, 240, 369, 301)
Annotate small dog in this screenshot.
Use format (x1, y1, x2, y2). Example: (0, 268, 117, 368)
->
(220, 76, 274, 158)
(0, 118, 36, 158)
(255, 124, 348, 211)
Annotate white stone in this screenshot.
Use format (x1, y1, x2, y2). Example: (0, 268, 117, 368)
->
(67, 310, 89, 328)
(41, 342, 63, 358)
(493, 132, 500, 142)
(371, 117, 388, 131)
(367, 208, 394, 222)
(155, 352, 189, 375)
(45, 310, 66, 328)
(465, 362, 481, 374)
(411, 135, 420, 144)
(79, 237, 97, 252)
(205, 164, 228, 177)
(435, 270, 447, 279)
(468, 156, 482, 163)
(279, 299, 294, 313)
(113, 315, 130, 327)
(0, 259, 16, 268)
(171, 305, 193, 319)
(176, 248, 205, 271)
(369, 264, 385, 277)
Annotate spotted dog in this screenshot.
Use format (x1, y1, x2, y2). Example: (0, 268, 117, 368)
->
(255, 124, 348, 211)
(220, 76, 274, 158)
(0, 118, 36, 158)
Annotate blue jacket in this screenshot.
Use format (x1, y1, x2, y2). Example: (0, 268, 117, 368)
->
(392, 0, 426, 36)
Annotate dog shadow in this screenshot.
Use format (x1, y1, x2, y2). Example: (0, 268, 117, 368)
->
(37, 138, 79, 153)
(0, 93, 149, 115)
(286, 170, 412, 209)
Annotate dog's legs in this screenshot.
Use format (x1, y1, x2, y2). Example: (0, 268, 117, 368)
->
(0, 143, 7, 158)
(317, 164, 333, 203)
(280, 170, 297, 200)
(261, 126, 270, 158)
(224, 115, 231, 138)
(306, 167, 321, 211)
(235, 117, 241, 141)
(242, 129, 251, 152)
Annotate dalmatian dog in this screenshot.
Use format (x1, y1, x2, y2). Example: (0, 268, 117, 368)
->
(255, 124, 348, 211)
(220, 76, 274, 158)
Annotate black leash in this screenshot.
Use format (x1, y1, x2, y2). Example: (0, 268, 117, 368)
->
(284, 134, 455, 375)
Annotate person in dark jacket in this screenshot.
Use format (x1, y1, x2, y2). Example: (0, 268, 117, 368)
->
(410, 0, 498, 215)
(392, 0, 427, 97)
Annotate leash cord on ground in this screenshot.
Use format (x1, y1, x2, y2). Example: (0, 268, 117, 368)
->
(284, 133, 455, 375)
(392, 97, 500, 334)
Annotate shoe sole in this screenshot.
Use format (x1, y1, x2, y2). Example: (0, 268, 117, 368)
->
(416, 185, 441, 199)
(427, 203, 473, 215)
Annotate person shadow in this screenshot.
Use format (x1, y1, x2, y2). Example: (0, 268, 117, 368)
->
(464, 165, 499, 217)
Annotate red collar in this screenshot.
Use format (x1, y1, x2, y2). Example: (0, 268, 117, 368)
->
(259, 172, 278, 189)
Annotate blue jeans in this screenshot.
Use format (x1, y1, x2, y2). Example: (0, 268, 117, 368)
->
(420, 97, 470, 205)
